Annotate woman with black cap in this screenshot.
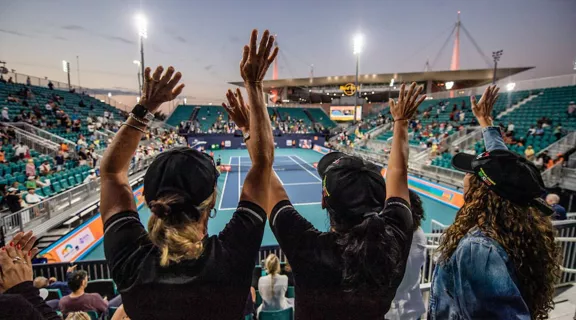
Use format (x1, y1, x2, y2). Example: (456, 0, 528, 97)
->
(224, 82, 425, 319)
(429, 85, 561, 319)
(99, 29, 278, 320)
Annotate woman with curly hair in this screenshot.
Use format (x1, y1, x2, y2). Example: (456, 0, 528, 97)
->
(429, 85, 561, 320)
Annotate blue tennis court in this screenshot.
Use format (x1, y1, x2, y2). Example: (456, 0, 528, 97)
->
(219, 155, 323, 210)
(81, 148, 459, 261)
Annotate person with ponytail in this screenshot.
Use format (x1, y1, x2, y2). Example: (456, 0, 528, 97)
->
(429, 86, 561, 319)
(224, 82, 425, 319)
(257, 254, 291, 316)
(100, 29, 279, 320)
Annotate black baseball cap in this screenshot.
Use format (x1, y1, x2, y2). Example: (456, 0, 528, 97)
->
(317, 152, 386, 218)
(452, 149, 554, 215)
(144, 147, 219, 218)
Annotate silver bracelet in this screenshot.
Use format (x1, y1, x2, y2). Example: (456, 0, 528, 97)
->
(129, 113, 150, 126)
(122, 122, 147, 134)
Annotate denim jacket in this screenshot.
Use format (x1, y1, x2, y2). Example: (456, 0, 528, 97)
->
(428, 127, 531, 320)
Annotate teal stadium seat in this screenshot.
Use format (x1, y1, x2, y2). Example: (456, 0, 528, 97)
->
(74, 174, 83, 185)
(285, 286, 295, 298)
(68, 176, 77, 187)
(86, 310, 98, 320)
(42, 186, 54, 197)
(60, 179, 70, 190)
(52, 181, 62, 193)
(259, 308, 294, 320)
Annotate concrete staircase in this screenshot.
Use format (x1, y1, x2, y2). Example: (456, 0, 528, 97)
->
(496, 92, 540, 119)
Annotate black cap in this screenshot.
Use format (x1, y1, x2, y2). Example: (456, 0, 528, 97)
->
(452, 149, 554, 215)
(317, 152, 386, 218)
(144, 147, 219, 216)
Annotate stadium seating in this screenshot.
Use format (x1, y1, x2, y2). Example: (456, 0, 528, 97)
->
(166, 105, 196, 127)
(305, 108, 336, 128)
(259, 308, 294, 320)
(276, 107, 313, 127)
(85, 279, 118, 299)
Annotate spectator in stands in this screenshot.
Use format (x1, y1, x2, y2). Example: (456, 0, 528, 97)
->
(546, 193, 567, 221)
(25, 158, 36, 177)
(568, 101, 576, 118)
(234, 83, 424, 319)
(0, 74, 5, 83)
(48, 81, 54, 90)
(7, 77, 13, 84)
(2, 107, 9, 122)
(58, 270, 108, 316)
(0, 232, 60, 320)
(77, 147, 88, 166)
(553, 124, 563, 140)
(535, 125, 544, 136)
(507, 122, 515, 134)
(7, 94, 20, 103)
(25, 188, 44, 204)
(83, 170, 97, 184)
(100, 35, 276, 319)
(55, 151, 65, 171)
(524, 145, 535, 161)
(39, 161, 52, 176)
(431, 85, 560, 319)
(5, 187, 23, 213)
(15, 142, 29, 159)
(257, 254, 291, 317)
(386, 190, 426, 320)
(527, 125, 536, 136)
(26, 176, 47, 189)
(26, 76, 31, 86)
(33, 265, 76, 296)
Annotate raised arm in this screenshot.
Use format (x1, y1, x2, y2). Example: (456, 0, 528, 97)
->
(470, 85, 506, 152)
(223, 30, 278, 215)
(100, 66, 184, 224)
(386, 83, 426, 202)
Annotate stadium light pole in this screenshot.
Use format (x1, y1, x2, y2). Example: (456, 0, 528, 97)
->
(62, 60, 71, 90)
(133, 60, 142, 94)
(492, 50, 503, 84)
(353, 33, 363, 123)
(135, 13, 147, 94)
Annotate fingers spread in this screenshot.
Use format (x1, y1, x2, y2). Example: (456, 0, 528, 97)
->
(152, 66, 163, 81)
(144, 67, 151, 81)
(398, 84, 406, 104)
(171, 83, 185, 98)
(240, 46, 249, 73)
(236, 89, 246, 108)
(249, 29, 258, 57)
(257, 30, 270, 57)
(414, 94, 427, 109)
(159, 66, 175, 87)
(167, 72, 182, 89)
(405, 82, 416, 101)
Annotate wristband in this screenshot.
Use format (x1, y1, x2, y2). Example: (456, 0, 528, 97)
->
(122, 122, 147, 134)
(129, 113, 150, 126)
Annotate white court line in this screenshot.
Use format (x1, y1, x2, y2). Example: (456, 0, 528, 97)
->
(292, 155, 320, 171)
(217, 157, 233, 211)
(273, 169, 285, 184)
(237, 156, 241, 200)
(287, 156, 322, 182)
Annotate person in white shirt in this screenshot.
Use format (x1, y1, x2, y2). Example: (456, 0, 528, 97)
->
(77, 135, 88, 148)
(83, 170, 98, 184)
(87, 116, 93, 124)
(507, 123, 515, 133)
(39, 161, 52, 176)
(87, 124, 95, 133)
(459, 111, 465, 122)
(15, 142, 29, 158)
(257, 254, 291, 316)
(104, 111, 110, 119)
(385, 191, 426, 320)
(25, 188, 44, 204)
(1, 107, 9, 121)
(45, 103, 53, 111)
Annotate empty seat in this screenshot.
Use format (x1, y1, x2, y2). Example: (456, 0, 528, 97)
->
(85, 279, 117, 299)
(60, 179, 70, 190)
(74, 174, 83, 185)
(68, 176, 77, 187)
(42, 186, 54, 197)
(46, 288, 62, 300)
(259, 308, 294, 320)
(52, 181, 62, 193)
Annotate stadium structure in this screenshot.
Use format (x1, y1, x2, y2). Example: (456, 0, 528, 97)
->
(0, 11, 575, 319)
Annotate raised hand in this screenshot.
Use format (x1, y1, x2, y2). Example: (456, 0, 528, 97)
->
(222, 89, 250, 131)
(0, 244, 33, 293)
(10, 231, 39, 258)
(140, 66, 185, 113)
(471, 85, 499, 127)
(240, 29, 279, 84)
(389, 82, 426, 121)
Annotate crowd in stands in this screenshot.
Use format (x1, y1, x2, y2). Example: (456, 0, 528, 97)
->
(0, 30, 569, 320)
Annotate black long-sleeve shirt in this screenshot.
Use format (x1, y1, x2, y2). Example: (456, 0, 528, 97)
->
(0, 281, 61, 320)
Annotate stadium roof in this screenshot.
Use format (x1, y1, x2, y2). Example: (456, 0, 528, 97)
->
(229, 67, 533, 89)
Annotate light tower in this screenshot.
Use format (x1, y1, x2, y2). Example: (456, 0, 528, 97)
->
(450, 11, 461, 71)
(492, 50, 503, 84)
(135, 13, 147, 93)
(353, 33, 363, 122)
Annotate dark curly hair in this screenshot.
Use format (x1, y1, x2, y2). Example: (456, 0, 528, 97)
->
(437, 175, 561, 319)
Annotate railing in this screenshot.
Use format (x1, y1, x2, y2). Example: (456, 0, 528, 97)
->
(0, 123, 60, 156)
(408, 163, 465, 190)
(0, 157, 154, 239)
(10, 122, 76, 148)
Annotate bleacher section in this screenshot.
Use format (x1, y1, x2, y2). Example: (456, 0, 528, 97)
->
(166, 105, 196, 127)
(196, 105, 226, 132)
(306, 108, 336, 129)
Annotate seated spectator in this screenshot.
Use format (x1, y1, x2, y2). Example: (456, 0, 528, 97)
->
(15, 142, 29, 159)
(533, 155, 544, 170)
(7, 94, 20, 103)
(0, 232, 60, 320)
(100, 60, 268, 318)
(527, 125, 536, 136)
(65, 312, 91, 320)
(7, 77, 13, 84)
(546, 193, 566, 220)
(257, 254, 291, 316)
(1, 107, 9, 121)
(26, 159, 36, 177)
(553, 124, 563, 140)
(431, 86, 560, 319)
(39, 161, 52, 176)
(58, 270, 108, 316)
(33, 265, 76, 296)
(48, 81, 54, 90)
(77, 147, 88, 166)
(25, 188, 44, 204)
(524, 145, 535, 161)
(386, 191, 426, 320)
(26, 176, 47, 190)
(83, 170, 98, 184)
(535, 125, 544, 136)
(568, 101, 576, 118)
(0, 74, 5, 83)
(5, 187, 23, 213)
